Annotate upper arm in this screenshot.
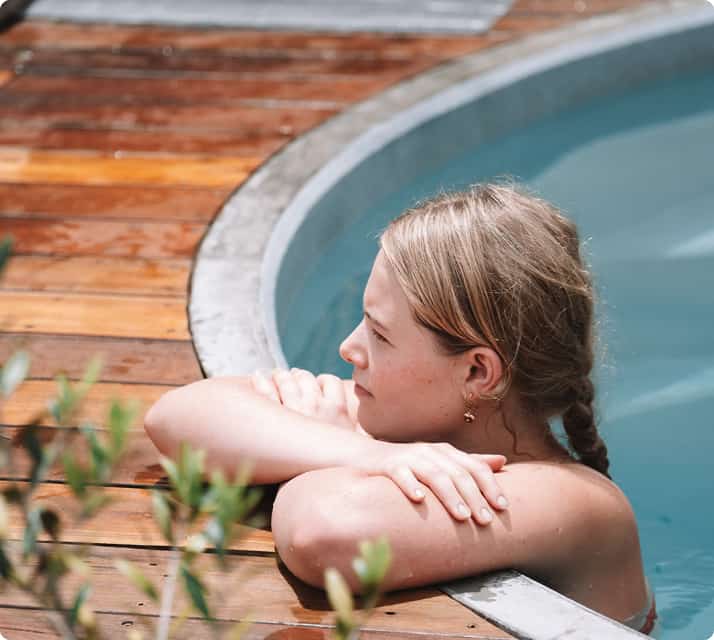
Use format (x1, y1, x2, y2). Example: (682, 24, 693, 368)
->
(271, 463, 604, 593)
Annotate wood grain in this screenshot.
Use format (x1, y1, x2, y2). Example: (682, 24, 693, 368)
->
(0, 544, 510, 637)
(0, 125, 291, 156)
(2, 217, 205, 259)
(2, 379, 170, 427)
(0, 607, 510, 640)
(0, 256, 191, 296)
(0, 148, 260, 187)
(0, 103, 337, 137)
(0, 183, 229, 222)
(0, 291, 189, 339)
(1, 22, 498, 60)
(0, 334, 200, 384)
(1, 482, 275, 552)
(3, 73, 392, 106)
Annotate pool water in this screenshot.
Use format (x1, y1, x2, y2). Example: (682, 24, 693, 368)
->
(280, 68, 714, 640)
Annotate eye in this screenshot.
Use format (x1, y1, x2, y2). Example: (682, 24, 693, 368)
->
(370, 327, 388, 343)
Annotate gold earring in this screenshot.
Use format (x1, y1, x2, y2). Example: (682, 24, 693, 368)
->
(463, 393, 477, 423)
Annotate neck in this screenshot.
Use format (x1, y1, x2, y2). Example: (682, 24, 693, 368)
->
(447, 396, 574, 465)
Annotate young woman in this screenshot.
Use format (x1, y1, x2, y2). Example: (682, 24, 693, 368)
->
(145, 182, 657, 634)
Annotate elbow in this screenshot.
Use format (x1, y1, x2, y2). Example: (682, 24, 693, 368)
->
(271, 471, 378, 594)
(144, 388, 179, 458)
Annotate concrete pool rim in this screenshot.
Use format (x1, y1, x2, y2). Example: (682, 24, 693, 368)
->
(189, 3, 712, 637)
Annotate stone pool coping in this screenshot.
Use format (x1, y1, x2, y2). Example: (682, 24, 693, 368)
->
(190, 2, 712, 637)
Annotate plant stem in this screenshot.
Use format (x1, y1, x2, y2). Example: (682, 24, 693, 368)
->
(156, 512, 186, 640)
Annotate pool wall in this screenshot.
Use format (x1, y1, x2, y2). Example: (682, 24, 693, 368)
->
(189, 2, 713, 637)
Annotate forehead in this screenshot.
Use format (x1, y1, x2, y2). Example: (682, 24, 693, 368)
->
(363, 251, 409, 320)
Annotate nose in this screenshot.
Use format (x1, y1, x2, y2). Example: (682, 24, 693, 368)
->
(339, 320, 368, 369)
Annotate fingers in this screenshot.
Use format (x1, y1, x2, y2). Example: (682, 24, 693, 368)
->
(317, 374, 349, 424)
(413, 457, 496, 524)
(463, 454, 509, 513)
(251, 370, 280, 402)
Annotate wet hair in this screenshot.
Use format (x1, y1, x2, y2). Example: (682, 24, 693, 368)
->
(379, 180, 611, 478)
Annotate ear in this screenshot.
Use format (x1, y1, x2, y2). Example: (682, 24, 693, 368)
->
(462, 346, 505, 399)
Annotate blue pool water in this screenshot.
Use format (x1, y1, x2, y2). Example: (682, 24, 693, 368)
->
(280, 68, 714, 639)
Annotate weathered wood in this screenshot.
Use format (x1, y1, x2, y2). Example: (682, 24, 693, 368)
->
(1, 425, 170, 486)
(1, 481, 275, 551)
(0, 103, 337, 137)
(0, 607, 511, 640)
(1, 21, 496, 60)
(0, 125, 290, 156)
(0, 148, 259, 187)
(0, 334, 201, 385)
(8, 47, 437, 77)
(3, 73, 393, 106)
(0, 183, 229, 222)
(0, 544, 511, 637)
(1, 379, 170, 426)
(0, 292, 189, 339)
(0, 256, 191, 296)
(1, 217, 205, 259)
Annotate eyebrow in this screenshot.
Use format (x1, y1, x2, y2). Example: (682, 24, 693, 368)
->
(364, 310, 390, 334)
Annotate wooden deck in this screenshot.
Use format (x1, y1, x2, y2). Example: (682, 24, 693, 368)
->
(0, 1, 648, 638)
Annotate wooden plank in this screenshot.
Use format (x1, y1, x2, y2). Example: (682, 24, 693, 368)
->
(0, 183, 229, 222)
(1, 426, 167, 486)
(1, 379, 170, 427)
(0, 70, 11, 87)
(1, 21, 496, 60)
(509, 0, 644, 13)
(0, 334, 201, 385)
(0, 256, 191, 296)
(0, 545, 511, 637)
(1, 482, 275, 552)
(1, 217, 205, 259)
(0, 101, 336, 138)
(0, 291, 189, 339)
(0, 148, 260, 188)
(0, 607, 510, 640)
(0, 427, 279, 494)
(9, 46, 436, 77)
(0, 125, 291, 156)
(3, 73, 392, 106)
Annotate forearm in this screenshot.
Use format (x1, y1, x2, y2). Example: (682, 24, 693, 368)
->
(144, 376, 378, 484)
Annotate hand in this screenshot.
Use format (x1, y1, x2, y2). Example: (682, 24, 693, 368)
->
(251, 368, 359, 432)
(354, 440, 509, 525)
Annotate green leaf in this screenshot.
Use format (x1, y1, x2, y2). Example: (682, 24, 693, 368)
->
(0, 493, 6, 539)
(325, 567, 354, 623)
(23, 507, 42, 556)
(107, 400, 137, 460)
(115, 559, 159, 602)
(352, 537, 392, 593)
(1, 350, 30, 398)
(0, 544, 12, 579)
(0, 236, 12, 277)
(40, 508, 61, 540)
(80, 425, 109, 483)
(79, 356, 102, 392)
(159, 456, 180, 494)
(69, 584, 91, 627)
(151, 490, 174, 544)
(62, 453, 88, 498)
(181, 562, 210, 619)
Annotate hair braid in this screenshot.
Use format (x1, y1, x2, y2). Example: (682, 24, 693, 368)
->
(562, 377, 611, 479)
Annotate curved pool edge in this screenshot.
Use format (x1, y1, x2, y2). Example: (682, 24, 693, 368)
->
(189, 4, 711, 636)
(189, 0, 713, 379)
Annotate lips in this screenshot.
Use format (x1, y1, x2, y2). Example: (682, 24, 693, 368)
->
(354, 381, 372, 396)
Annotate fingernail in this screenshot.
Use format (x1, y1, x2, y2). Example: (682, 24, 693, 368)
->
(457, 503, 470, 518)
(414, 488, 425, 499)
(480, 508, 493, 523)
(497, 495, 509, 509)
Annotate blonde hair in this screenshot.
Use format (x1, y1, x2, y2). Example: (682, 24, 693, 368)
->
(380, 180, 611, 478)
